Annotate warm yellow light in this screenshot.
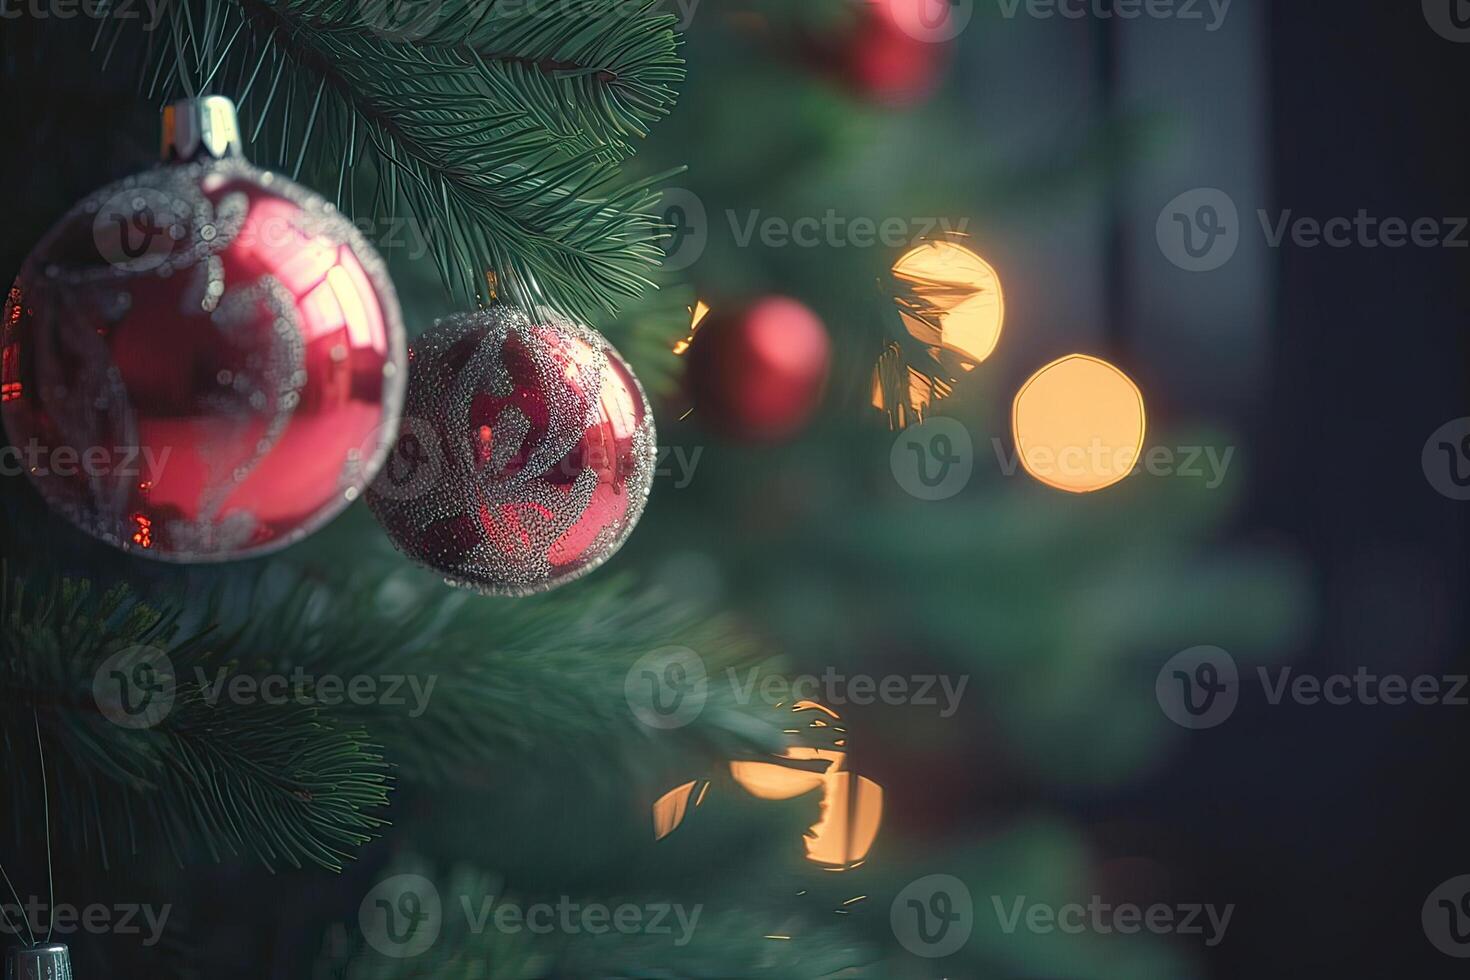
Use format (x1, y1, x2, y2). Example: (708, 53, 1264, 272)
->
(729, 759, 828, 800)
(804, 772, 883, 871)
(653, 700, 884, 869)
(892, 240, 1004, 367)
(672, 301, 711, 356)
(653, 780, 700, 840)
(1011, 354, 1147, 494)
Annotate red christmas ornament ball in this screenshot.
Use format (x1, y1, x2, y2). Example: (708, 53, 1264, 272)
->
(685, 297, 830, 442)
(367, 307, 656, 596)
(1, 98, 406, 561)
(822, 0, 951, 105)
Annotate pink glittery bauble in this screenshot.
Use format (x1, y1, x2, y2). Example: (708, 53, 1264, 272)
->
(1, 157, 406, 561)
(367, 307, 656, 596)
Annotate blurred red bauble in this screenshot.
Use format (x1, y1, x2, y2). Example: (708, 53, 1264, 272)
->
(685, 297, 830, 442)
(819, 0, 952, 106)
(0, 97, 406, 561)
(367, 306, 656, 597)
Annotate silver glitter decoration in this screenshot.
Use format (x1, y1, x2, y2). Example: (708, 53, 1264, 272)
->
(368, 307, 657, 597)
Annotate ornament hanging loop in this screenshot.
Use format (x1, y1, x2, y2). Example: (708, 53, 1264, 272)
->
(1, 712, 69, 979)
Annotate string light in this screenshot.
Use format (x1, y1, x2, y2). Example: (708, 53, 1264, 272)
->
(1011, 354, 1147, 494)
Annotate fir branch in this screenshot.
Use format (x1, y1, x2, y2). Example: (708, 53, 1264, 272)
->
(0, 550, 780, 872)
(0, 570, 391, 873)
(102, 0, 686, 320)
(228, 559, 783, 786)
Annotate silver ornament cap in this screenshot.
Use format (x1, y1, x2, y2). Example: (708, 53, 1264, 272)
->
(5, 944, 72, 980)
(161, 95, 243, 162)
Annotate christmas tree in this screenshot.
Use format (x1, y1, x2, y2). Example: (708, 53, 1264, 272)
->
(0, 1, 1306, 977)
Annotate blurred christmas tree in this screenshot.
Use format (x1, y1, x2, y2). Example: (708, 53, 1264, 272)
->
(0, 1, 1306, 977)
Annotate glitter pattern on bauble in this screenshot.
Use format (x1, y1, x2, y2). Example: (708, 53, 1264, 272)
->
(1, 153, 406, 562)
(367, 307, 656, 596)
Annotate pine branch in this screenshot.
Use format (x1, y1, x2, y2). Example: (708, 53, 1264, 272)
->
(228, 554, 785, 786)
(0, 569, 391, 873)
(99, 0, 686, 320)
(0, 540, 782, 871)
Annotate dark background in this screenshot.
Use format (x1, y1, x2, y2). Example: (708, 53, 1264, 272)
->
(1145, 2, 1470, 976)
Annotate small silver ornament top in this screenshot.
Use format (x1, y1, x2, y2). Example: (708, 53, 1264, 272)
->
(5, 943, 73, 980)
(162, 95, 243, 163)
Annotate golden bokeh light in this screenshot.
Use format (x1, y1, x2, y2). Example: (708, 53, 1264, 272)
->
(653, 700, 883, 870)
(1011, 354, 1147, 494)
(804, 771, 883, 871)
(892, 240, 1005, 367)
(729, 757, 829, 800)
(671, 300, 711, 356)
(876, 240, 1003, 428)
(652, 780, 701, 840)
